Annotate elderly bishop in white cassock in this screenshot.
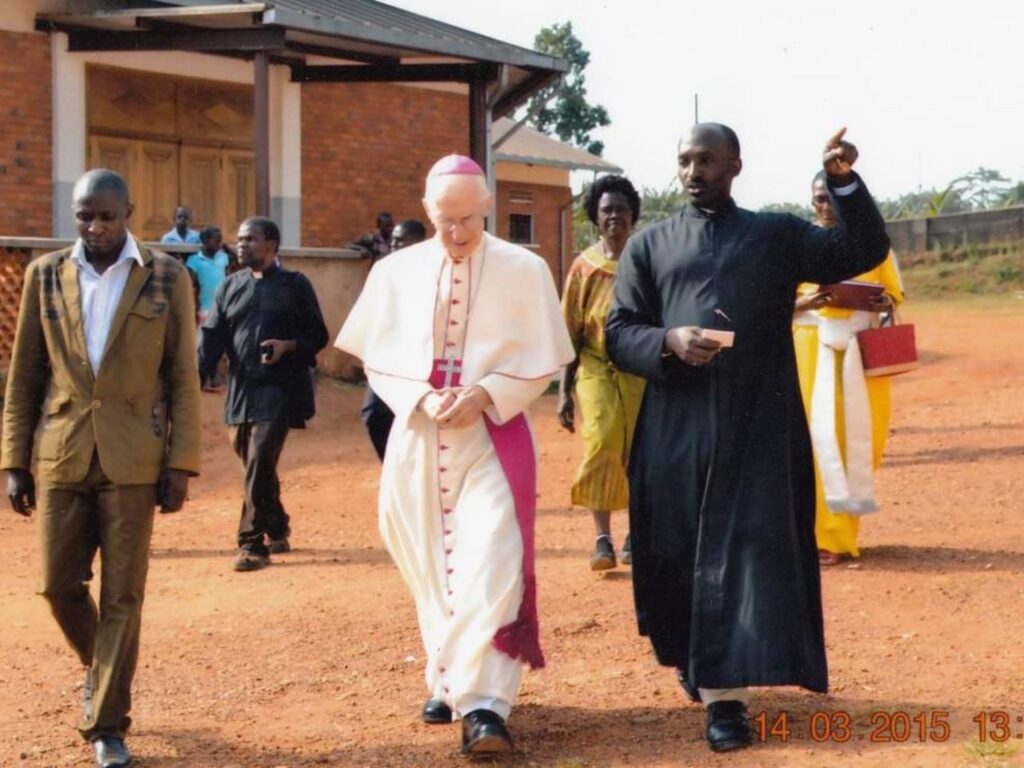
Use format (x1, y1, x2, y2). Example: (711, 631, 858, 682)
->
(336, 154, 574, 756)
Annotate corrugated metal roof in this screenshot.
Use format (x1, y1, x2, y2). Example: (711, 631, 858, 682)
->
(493, 117, 621, 174)
(45, 2, 566, 116)
(159, 0, 567, 69)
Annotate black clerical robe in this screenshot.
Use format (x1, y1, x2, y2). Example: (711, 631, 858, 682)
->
(605, 175, 889, 692)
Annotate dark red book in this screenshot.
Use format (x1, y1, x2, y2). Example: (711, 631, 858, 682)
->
(817, 280, 885, 311)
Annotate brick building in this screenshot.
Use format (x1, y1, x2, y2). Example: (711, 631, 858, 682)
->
(0, 0, 616, 284)
(0, 0, 626, 374)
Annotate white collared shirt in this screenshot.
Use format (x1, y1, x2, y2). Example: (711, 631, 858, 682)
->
(70, 235, 145, 374)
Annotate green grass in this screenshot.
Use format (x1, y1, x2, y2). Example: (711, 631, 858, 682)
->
(901, 241, 1024, 299)
(963, 737, 1020, 766)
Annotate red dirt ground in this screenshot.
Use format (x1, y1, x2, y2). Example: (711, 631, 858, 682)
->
(2, 300, 1023, 767)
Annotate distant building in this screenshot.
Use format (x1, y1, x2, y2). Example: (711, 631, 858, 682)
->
(493, 117, 621, 285)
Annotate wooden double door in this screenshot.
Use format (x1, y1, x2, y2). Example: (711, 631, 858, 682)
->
(86, 65, 257, 242)
(89, 136, 255, 242)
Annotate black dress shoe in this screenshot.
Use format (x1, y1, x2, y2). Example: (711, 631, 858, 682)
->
(460, 709, 513, 755)
(675, 668, 701, 703)
(91, 735, 133, 767)
(705, 700, 753, 752)
(421, 697, 452, 724)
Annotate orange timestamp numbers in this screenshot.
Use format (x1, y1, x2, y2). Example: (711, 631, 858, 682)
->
(751, 710, 953, 743)
(973, 711, 1024, 742)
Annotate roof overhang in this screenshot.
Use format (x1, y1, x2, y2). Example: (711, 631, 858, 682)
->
(35, 1, 568, 117)
(494, 154, 623, 174)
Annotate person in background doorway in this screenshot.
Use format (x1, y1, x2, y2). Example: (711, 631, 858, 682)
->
(186, 226, 230, 324)
(160, 206, 201, 245)
(187, 226, 233, 392)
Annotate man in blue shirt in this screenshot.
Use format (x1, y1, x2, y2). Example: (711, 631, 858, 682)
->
(187, 227, 231, 392)
(186, 227, 230, 320)
(160, 206, 201, 244)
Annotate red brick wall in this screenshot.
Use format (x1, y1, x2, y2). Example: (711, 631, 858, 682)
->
(301, 83, 468, 247)
(495, 180, 573, 289)
(0, 31, 52, 237)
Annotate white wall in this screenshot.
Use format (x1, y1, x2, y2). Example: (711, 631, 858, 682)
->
(49, 33, 302, 244)
(2, 0, 46, 33)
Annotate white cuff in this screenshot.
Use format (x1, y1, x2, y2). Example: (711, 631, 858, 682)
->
(832, 180, 859, 197)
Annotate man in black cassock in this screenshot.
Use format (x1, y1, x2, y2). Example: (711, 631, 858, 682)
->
(605, 124, 889, 753)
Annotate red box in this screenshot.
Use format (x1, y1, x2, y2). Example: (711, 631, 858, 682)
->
(857, 323, 918, 377)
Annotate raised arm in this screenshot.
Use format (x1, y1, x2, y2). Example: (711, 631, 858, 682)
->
(794, 128, 890, 285)
(794, 175, 890, 285)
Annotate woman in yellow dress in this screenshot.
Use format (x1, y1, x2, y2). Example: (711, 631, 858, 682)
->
(558, 175, 645, 571)
(794, 172, 905, 565)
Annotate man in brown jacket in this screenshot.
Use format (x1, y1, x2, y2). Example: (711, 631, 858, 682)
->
(2, 169, 201, 768)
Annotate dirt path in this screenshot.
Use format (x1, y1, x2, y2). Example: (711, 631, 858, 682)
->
(2, 300, 1023, 767)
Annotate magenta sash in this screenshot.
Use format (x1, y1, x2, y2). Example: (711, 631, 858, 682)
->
(484, 412, 545, 670)
(429, 359, 544, 670)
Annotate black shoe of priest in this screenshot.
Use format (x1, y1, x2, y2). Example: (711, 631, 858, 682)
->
(460, 709, 513, 755)
(421, 697, 452, 724)
(705, 700, 753, 752)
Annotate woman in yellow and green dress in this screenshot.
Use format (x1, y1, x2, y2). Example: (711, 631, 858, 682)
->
(558, 175, 645, 571)
(794, 172, 905, 565)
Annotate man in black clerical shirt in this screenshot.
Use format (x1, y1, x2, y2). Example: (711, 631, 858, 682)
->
(606, 125, 890, 753)
(199, 217, 328, 572)
(360, 219, 427, 460)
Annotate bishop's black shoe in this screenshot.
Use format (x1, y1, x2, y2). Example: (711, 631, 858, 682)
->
(460, 709, 513, 756)
(705, 700, 753, 752)
(675, 668, 701, 703)
(421, 697, 453, 724)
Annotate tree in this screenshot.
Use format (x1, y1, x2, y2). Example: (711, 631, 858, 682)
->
(999, 181, 1024, 208)
(877, 184, 970, 220)
(759, 202, 813, 221)
(957, 167, 1011, 210)
(525, 22, 610, 156)
(637, 183, 686, 228)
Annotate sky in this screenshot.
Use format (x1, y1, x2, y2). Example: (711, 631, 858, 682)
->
(387, 0, 1024, 209)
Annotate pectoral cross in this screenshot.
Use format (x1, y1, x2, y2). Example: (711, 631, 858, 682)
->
(437, 357, 462, 388)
